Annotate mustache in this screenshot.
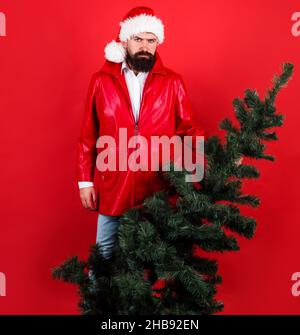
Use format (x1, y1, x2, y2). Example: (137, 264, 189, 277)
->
(135, 51, 153, 57)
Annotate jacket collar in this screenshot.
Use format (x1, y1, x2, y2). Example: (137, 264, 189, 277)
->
(100, 51, 167, 77)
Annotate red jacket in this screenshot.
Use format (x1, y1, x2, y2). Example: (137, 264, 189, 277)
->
(76, 52, 205, 215)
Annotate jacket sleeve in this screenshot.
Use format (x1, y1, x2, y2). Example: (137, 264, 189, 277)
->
(175, 74, 205, 142)
(76, 73, 100, 182)
(174, 75, 206, 185)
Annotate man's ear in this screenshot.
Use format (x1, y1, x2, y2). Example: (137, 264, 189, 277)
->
(121, 41, 127, 48)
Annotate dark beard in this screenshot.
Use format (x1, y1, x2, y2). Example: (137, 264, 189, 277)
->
(125, 51, 156, 73)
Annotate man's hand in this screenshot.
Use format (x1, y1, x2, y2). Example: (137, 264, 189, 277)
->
(235, 157, 243, 166)
(79, 186, 98, 210)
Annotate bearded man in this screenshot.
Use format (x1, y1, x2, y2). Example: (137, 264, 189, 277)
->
(77, 6, 205, 263)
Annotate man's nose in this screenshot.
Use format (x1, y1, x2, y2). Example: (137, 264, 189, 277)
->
(141, 40, 149, 50)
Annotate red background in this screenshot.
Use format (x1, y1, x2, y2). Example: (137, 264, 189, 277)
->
(0, 0, 299, 314)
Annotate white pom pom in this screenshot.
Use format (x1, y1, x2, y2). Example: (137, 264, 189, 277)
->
(104, 40, 126, 63)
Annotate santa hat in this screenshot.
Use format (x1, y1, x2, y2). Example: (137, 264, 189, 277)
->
(104, 6, 165, 63)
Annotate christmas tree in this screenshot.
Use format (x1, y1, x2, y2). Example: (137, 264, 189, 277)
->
(52, 63, 294, 315)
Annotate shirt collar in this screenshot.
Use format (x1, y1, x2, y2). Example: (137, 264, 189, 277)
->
(121, 60, 128, 74)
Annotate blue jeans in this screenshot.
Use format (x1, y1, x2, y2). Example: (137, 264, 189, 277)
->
(96, 214, 121, 260)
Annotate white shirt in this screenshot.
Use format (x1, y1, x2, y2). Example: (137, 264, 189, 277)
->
(78, 60, 149, 189)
